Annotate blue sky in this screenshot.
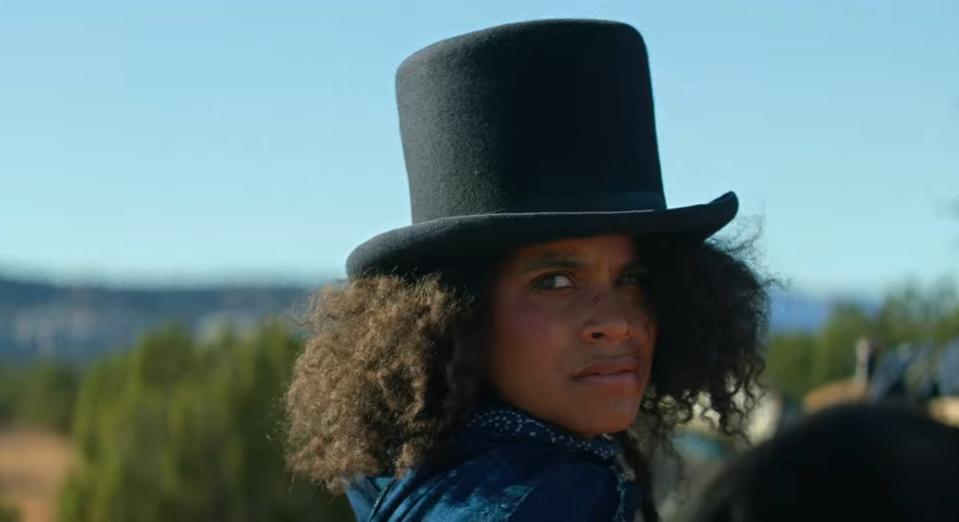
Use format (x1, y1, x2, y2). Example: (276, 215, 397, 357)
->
(1, 0, 957, 297)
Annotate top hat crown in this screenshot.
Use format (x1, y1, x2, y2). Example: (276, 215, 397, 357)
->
(346, 19, 737, 278)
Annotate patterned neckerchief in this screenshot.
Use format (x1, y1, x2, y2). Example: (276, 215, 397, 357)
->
(456, 399, 643, 522)
(460, 400, 622, 463)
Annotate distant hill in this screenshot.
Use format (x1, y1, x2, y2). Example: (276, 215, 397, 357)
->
(0, 275, 865, 363)
(0, 275, 323, 363)
(768, 288, 880, 333)
(768, 289, 834, 333)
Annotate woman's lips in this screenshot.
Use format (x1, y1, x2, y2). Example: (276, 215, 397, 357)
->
(573, 370, 639, 385)
(572, 357, 641, 380)
(571, 357, 642, 387)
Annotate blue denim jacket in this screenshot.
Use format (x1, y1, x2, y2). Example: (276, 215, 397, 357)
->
(345, 399, 644, 521)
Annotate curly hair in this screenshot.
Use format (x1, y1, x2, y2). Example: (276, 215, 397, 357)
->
(284, 266, 494, 494)
(284, 235, 769, 520)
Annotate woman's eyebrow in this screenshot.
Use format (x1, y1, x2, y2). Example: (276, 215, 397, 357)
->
(519, 252, 648, 274)
(621, 259, 650, 274)
(519, 252, 583, 274)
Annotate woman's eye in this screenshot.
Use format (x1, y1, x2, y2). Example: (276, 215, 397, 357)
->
(532, 273, 574, 290)
(620, 271, 649, 286)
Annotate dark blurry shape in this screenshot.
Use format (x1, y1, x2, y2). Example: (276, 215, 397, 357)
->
(679, 404, 959, 522)
(56, 322, 353, 522)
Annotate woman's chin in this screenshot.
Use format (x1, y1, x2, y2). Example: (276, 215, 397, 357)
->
(566, 407, 639, 438)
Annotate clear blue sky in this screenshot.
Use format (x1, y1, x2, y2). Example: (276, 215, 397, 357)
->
(2, 0, 957, 297)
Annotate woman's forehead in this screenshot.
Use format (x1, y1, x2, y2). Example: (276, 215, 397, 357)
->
(500, 233, 644, 271)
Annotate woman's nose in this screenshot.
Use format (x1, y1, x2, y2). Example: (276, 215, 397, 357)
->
(580, 291, 633, 342)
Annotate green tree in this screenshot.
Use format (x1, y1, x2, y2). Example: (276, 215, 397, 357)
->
(762, 333, 816, 401)
(59, 322, 354, 522)
(763, 279, 959, 401)
(12, 363, 79, 433)
(0, 365, 18, 425)
(763, 303, 870, 401)
(0, 494, 18, 522)
(810, 302, 872, 386)
(874, 279, 958, 347)
(0, 361, 79, 433)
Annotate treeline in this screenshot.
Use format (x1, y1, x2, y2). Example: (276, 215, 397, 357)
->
(1, 321, 353, 522)
(0, 362, 79, 433)
(58, 322, 352, 522)
(0, 500, 14, 522)
(0, 359, 78, 522)
(2, 279, 956, 521)
(764, 279, 959, 401)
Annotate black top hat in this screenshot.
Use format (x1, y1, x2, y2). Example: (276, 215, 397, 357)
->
(346, 19, 738, 278)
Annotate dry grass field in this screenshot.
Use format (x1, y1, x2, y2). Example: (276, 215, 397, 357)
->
(0, 429, 72, 522)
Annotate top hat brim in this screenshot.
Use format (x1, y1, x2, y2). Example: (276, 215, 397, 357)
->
(345, 191, 738, 278)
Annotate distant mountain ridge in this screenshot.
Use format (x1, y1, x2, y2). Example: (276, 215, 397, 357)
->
(0, 274, 320, 363)
(0, 275, 853, 363)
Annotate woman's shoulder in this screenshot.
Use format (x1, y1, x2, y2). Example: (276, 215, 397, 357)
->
(358, 440, 631, 521)
(496, 442, 625, 521)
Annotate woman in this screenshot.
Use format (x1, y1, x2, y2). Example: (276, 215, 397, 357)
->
(285, 19, 768, 521)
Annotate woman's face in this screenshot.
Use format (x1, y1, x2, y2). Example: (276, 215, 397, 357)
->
(486, 233, 658, 439)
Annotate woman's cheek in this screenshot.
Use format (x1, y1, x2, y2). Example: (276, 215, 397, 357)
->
(505, 303, 568, 342)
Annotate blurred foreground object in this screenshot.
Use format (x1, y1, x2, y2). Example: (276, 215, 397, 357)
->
(679, 404, 959, 522)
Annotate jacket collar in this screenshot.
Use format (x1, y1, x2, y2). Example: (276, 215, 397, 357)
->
(456, 395, 622, 464)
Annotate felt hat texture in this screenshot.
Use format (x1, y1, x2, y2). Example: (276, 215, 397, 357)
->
(346, 18, 738, 278)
